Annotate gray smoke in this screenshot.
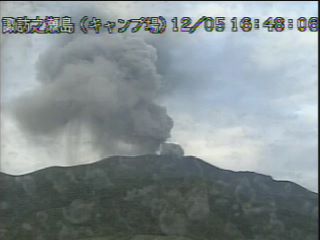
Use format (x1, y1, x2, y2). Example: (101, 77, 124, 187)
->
(160, 143, 184, 157)
(11, 33, 174, 156)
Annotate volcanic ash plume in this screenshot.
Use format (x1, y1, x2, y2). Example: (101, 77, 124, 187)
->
(160, 143, 184, 157)
(12, 34, 174, 157)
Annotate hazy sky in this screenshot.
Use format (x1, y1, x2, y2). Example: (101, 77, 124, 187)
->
(0, 2, 318, 192)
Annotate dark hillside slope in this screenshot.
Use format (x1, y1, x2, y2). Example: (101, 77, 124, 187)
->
(0, 155, 318, 240)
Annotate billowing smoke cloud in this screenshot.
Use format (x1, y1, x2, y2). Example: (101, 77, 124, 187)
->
(11, 33, 174, 157)
(160, 143, 184, 158)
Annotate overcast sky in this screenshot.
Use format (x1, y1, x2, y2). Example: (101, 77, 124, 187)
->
(0, 1, 318, 192)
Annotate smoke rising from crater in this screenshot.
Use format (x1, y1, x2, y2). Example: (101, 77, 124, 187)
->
(12, 33, 174, 157)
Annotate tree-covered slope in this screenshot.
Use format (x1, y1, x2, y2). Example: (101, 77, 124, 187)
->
(0, 155, 318, 240)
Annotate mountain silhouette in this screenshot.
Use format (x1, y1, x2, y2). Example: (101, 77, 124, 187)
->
(0, 154, 318, 240)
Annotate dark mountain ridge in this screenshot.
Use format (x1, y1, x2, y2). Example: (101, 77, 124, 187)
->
(0, 155, 318, 240)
